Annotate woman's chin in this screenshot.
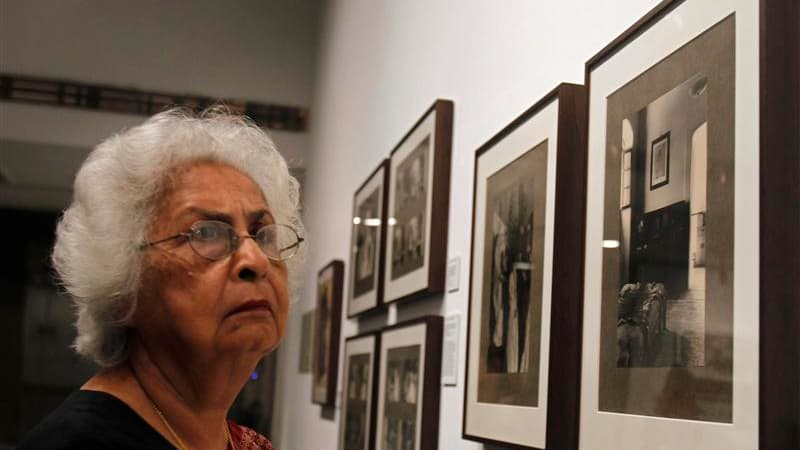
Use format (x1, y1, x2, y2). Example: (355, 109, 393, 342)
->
(219, 323, 280, 355)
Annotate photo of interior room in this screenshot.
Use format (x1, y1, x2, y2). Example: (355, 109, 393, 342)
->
(616, 73, 709, 368)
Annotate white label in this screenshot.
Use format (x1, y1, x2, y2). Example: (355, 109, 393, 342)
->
(441, 313, 461, 386)
(446, 256, 461, 292)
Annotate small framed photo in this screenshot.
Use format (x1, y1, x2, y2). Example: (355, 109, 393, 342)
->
(338, 332, 380, 450)
(463, 83, 586, 449)
(348, 160, 390, 317)
(375, 316, 443, 450)
(384, 100, 453, 304)
(649, 132, 670, 189)
(312, 260, 344, 406)
(579, 1, 799, 449)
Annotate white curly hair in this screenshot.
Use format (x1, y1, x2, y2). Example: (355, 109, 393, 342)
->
(52, 107, 306, 367)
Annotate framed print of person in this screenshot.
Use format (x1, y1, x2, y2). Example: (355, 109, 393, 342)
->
(384, 100, 453, 304)
(348, 160, 390, 317)
(312, 260, 343, 406)
(338, 332, 380, 450)
(375, 317, 442, 450)
(463, 84, 587, 449)
(579, 1, 799, 450)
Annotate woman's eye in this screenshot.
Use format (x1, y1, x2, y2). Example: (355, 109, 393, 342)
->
(196, 224, 221, 240)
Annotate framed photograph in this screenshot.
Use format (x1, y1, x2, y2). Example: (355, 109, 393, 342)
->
(338, 332, 380, 450)
(463, 83, 587, 449)
(349, 160, 390, 317)
(384, 100, 453, 304)
(649, 132, 670, 189)
(375, 316, 443, 450)
(312, 260, 344, 406)
(579, 1, 799, 449)
(298, 310, 315, 373)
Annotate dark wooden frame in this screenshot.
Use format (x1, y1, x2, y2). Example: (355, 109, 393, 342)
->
(347, 160, 390, 318)
(338, 331, 381, 450)
(759, 1, 799, 449)
(377, 316, 443, 450)
(581, 1, 799, 449)
(649, 131, 670, 190)
(461, 83, 587, 450)
(384, 99, 453, 305)
(312, 259, 344, 406)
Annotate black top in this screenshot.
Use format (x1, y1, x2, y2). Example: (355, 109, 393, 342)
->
(18, 389, 175, 450)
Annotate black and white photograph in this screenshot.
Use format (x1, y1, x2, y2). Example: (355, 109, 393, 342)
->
(579, 6, 747, 446)
(477, 140, 547, 407)
(384, 100, 452, 304)
(485, 171, 535, 375)
(614, 75, 708, 370)
(338, 333, 379, 450)
(312, 260, 343, 406)
(354, 188, 380, 296)
(376, 317, 442, 450)
(595, 14, 735, 423)
(382, 345, 418, 450)
(343, 354, 369, 450)
(465, 84, 586, 449)
(390, 137, 428, 280)
(349, 160, 390, 317)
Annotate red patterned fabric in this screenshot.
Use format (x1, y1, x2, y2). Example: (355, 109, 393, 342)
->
(227, 420, 275, 450)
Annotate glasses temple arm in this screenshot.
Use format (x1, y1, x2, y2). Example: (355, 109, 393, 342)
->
(279, 236, 304, 252)
(140, 233, 186, 249)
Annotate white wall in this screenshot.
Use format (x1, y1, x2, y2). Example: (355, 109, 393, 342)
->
(0, 0, 320, 210)
(274, 1, 663, 449)
(0, 0, 320, 106)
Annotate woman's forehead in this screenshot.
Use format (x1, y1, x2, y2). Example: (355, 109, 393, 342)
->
(157, 162, 271, 221)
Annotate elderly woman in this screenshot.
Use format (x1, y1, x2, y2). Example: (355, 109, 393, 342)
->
(19, 108, 304, 450)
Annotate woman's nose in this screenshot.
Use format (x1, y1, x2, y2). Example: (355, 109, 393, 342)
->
(232, 236, 270, 281)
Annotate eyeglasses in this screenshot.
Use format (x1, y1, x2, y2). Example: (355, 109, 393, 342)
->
(142, 220, 304, 261)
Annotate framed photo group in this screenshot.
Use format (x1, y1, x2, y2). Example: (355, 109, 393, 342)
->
(320, 1, 798, 450)
(334, 100, 452, 449)
(338, 317, 443, 450)
(345, 99, 454, 319)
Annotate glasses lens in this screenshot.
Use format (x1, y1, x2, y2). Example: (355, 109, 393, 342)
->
(256, 224, 300, 260)
(189, 221, 233, 260)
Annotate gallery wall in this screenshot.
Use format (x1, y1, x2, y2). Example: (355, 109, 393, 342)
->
(272, 1, 664, 449)
(0, 0, 321, 210)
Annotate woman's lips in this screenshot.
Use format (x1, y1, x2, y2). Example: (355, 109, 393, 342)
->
(228, 299, 272, 317)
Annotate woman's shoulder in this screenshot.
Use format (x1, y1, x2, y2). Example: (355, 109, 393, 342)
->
(228, 420, 276, 450)
(18, 389, 173, 450)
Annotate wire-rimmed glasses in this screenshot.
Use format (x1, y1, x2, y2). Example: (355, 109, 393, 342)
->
(141, 220, 304, 261)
